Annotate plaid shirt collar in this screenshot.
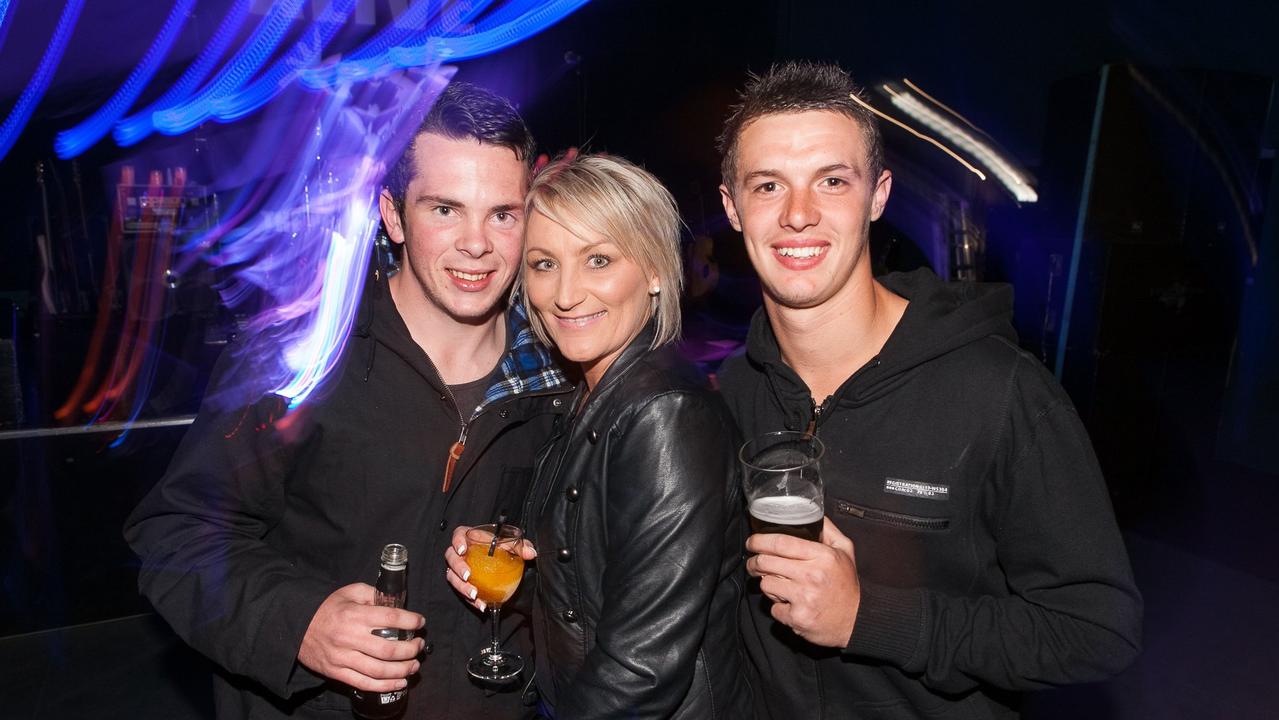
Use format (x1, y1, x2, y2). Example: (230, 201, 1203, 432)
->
(479, 298, 569, 411)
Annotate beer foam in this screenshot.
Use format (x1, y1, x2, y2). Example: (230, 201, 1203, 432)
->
(749, 495, 823, 525)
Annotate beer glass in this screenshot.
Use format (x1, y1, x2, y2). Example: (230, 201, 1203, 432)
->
(464, 524, 526, 682)
(740, 431, 825, 541)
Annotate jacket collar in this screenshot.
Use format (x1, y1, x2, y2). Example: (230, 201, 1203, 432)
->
(356, 264, 569, 402)
(582, 320, 659, 401)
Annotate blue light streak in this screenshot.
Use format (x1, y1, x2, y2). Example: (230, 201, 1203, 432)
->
(114, 0, 254, 147)
(275, 226, 371, 407)
(0, 0, 15, 54)
(210, 0, 357, 123)
(152, 0, 305, 135)
(0, 0, 85, 162)
(431, 0, 592, 61)
(54, 0, 195, 159)
(32, 0, 594, 155)
(299, 0, 492, 89)
(300, 0, 589, 91)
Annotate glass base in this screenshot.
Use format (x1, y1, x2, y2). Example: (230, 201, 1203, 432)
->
(466, 648, 523, 683)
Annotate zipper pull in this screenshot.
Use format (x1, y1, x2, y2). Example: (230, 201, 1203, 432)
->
(442, 423, 469, 493)
(804, 395, 831, 437)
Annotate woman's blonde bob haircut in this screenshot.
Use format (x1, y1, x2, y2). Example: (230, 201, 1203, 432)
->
(521, 153, 684, 350)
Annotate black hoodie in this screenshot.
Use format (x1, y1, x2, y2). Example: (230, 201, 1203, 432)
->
(719, 268, 1142, 719)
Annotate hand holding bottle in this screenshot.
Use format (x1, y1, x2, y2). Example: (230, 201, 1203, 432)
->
(297, 583, 425, 692)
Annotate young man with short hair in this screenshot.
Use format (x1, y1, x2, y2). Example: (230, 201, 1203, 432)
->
(126, 82, 569, 719)
(717, 61, 1141, 719)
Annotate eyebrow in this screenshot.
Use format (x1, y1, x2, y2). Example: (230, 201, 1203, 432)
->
(743, 164, 863, 185)
(415, 193, 463, 208)
(415, 195, 522, 215)
(817, 163, 861, 178)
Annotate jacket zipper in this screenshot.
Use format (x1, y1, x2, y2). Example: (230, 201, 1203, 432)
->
(832, 497, 950, 531)
(440, 382, 573, 494)
(801, 357, 881, 436)
(804, 395, 833, 437)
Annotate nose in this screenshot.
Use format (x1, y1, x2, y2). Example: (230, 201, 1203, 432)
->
(455, 220, 492, 258)
(781, 187, 819, 232)
(554, 265, 585, 311)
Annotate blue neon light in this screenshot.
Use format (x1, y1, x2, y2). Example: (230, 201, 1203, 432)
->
(114, 0, 253, 147)
(210, 0, 357, 123)
(23, 0, 595, 159)
(0, 0, 15, 54)
(298, 0, 492, 89)
(54, 0, 195, 158)
(432, 0, 592, 60)
(152, 0, 305, 135)
(0, 0, 85, 162)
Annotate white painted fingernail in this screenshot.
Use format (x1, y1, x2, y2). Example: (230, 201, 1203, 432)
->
(456, 544, 467, 555)
(468, 588, 477, 600)
(462, 569, 470, 582)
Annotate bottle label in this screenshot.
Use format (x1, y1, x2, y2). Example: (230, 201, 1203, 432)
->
(379, 689, 406, 705)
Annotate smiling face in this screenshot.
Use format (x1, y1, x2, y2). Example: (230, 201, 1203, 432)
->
(380, 132, 527, 332)
(523, 211, 656, 389)
(719, 110, 892, 313)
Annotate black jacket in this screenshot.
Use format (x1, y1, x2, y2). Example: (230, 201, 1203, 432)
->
(124, 270, 570, 719)
(719, 268, 1142, 719)
(524, 325, 753, 719)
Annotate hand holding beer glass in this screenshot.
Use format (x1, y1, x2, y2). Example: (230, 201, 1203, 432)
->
(741, 431, 825, 541)
(463, 524, 526, 682)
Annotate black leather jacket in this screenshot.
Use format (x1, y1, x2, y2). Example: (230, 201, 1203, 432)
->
(523, 325, 752, 719)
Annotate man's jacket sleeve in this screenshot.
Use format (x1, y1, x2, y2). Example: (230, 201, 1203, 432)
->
(123, 388, 336, 699)
(847, 386, 1143, 693)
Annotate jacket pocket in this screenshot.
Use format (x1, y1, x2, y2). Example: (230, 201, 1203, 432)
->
(832, 496, 950, 532)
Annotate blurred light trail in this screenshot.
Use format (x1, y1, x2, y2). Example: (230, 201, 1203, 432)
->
(0, 0, 84, 161)
(881, 82, 1039, 203)
(5, 0, 592, 157)
(847, 90, 988, 182)
(54, 0, 196, 158)
(113, 0, 255, 147)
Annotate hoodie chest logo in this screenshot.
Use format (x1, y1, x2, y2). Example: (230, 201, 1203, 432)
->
(883, 477, 949, 501)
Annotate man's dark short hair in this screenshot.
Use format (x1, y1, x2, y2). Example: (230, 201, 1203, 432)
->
(717, 61, 884, 191)
(384, 81, 536, 212)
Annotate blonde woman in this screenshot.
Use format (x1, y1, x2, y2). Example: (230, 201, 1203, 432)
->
(449, 154, 750, 718)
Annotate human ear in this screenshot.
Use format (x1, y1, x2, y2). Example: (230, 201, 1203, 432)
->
(719, 183, 742, 232)
(870, 170, 892, 221)
(379, 189, 406, 244)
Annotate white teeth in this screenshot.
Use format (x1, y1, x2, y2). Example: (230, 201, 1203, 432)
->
(449, 270, 489, 281)
(560, 311, 604, 327)
(776, 246, 826, 258)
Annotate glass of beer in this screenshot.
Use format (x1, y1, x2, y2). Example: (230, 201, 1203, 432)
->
(464, 524, 526, 682)
(740, 431, 825, 541)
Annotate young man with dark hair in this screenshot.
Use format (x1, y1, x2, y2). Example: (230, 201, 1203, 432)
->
(716, 61, 1142, 718)
(126, 82, 569, 719)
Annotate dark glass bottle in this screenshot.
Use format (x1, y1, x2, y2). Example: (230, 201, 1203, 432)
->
(351, 543, 410, 719)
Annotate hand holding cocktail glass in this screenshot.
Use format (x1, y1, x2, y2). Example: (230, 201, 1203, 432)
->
(741, 430, 863, 648)
(444, 523, 533, 683)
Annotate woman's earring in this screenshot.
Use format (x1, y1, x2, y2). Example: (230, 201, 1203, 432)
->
(649, 286, 661, 296)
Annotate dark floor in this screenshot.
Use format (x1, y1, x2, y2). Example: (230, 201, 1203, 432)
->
(3, 528, 1275, 719)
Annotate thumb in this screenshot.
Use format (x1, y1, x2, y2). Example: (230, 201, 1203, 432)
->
(820, 517, 854, 555)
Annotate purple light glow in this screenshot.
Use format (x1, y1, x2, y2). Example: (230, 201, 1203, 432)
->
(192, 66, 455, 411)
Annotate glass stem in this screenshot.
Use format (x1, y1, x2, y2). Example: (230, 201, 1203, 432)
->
(488, 605, 502, 660)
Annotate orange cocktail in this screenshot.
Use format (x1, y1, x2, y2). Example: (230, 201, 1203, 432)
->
(464, 543, 524, 606)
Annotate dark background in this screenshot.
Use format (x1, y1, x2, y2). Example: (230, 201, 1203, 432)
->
(2, 0, 1276, 717)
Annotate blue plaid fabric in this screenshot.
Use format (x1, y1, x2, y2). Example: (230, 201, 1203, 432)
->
(476, 298, 569, 416)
